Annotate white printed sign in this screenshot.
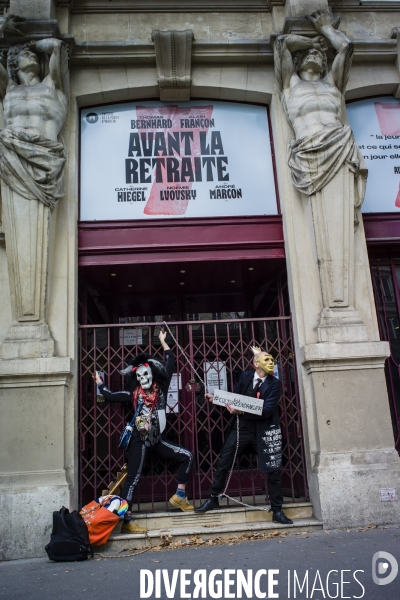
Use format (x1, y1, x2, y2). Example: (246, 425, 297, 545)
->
(94, 329, 107, 349)
(169, 373, 182, 392)
(167, 374, 181, 413)
(213, 389, 264, 415)
(80, 101, 277, 220)
(347, 96, 400, 212)
(119, 328, 143, 346)
(166, 391, 179, 413)
(380, 488, 398, 502)
(204, 361, 227, 393)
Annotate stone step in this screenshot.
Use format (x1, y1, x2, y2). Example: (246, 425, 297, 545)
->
(124, 500, 313, 530)
(99, 502, 321, 553)
(106, 493, 303, 514)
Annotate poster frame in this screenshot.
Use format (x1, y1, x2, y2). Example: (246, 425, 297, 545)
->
(346, 93, 400, 217)
(78, 97, 280, 221)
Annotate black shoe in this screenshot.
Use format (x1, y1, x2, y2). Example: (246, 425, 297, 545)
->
(272, 510, 293, 525)
(195, 497, 220, 512)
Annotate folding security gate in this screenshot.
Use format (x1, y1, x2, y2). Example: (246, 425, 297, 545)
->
(371, 260, 400, 449)
(78, 316, 308, 508)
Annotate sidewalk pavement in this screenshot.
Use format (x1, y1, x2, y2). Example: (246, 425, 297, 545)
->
(1, 524, 399, 600)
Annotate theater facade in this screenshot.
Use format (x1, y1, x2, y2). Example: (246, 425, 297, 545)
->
(0, 0, 400, 559)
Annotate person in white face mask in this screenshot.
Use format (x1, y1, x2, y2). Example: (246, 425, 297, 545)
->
(95, 330, 194, 534)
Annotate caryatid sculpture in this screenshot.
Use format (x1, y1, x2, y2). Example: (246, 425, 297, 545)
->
(274, 10, 368, 342)
(0, 16, 69, 358)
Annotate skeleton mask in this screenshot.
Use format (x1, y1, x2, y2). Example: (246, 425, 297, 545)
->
(136, 364, 153, 389)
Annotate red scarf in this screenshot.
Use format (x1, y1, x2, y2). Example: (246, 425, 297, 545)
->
(132, 383, 159, 410)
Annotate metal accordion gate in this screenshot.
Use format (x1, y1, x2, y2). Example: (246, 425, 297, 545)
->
(78, 317, 308, 509)
(370, 260, 400, 449)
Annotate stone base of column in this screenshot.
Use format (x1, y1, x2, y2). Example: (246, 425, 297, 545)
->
(0, 474, 71, 560)
(0, 356, 74, 560)
(300, 340, 400, 528)
(311, 448, 400, 528)
(1, 322, 55, 359)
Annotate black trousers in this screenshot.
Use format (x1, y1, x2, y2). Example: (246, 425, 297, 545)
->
(209, 420, 284, 512)
(122, 429, 193, 509)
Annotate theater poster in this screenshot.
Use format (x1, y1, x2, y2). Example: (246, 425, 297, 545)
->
(80, 101, 277, 220)
(347, 96, 400, 213)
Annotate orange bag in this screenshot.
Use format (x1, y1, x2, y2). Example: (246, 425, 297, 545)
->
(79, 500, 120, 546)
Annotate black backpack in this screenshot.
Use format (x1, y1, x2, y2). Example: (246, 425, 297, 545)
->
(45, 506, 93, 562)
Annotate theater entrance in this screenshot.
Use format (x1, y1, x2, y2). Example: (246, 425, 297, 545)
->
(78, 257, 308, 509)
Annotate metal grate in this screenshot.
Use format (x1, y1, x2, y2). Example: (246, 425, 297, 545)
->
(78, 317, 308, 509)
(371, 262, 400, 448)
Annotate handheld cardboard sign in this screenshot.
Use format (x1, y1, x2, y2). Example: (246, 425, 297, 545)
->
(212, 389, 264, 415)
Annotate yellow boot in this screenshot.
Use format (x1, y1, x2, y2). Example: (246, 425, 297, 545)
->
(121, 519, 147, 534)
(169, 494, 195, 511)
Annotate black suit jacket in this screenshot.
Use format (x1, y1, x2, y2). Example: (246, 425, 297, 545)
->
(233, 370, 282, 473)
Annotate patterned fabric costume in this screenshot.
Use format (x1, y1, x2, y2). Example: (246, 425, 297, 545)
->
(98, 350, 193, 507)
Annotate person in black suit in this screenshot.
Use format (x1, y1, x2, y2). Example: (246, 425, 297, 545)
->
(195, 347, 293, 525)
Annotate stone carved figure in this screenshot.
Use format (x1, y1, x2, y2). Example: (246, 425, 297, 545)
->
(0, 16, 69, 358)
(274, 10, 368, 342)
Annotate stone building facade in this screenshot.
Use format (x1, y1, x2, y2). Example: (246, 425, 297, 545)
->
(0, 0, 400, 560)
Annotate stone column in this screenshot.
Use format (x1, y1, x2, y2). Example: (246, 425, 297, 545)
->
(273, 0, 400, 528)
(309, 163, 368, 343)
(0, 7, 76, 560)
(0, 357, 74, 559)
(0, 4, 68, 360)
(1, 187, 55, 359)
(273, 105, 400, 529)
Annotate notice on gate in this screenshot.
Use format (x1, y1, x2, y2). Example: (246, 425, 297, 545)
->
(204, 361, 227, 393)
(212, 389, 264, 415)
(119, 328, 143, 346)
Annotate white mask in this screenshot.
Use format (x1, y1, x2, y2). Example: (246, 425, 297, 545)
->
(136, 364, 153, 389)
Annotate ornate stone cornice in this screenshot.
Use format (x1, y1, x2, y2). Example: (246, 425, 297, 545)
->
(329, 0, 400, 10)
(71, 40, 275, 66)
(58, 0, 281, 12)
(56, 0, 400, 12)
(70, 38, 397, 66)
